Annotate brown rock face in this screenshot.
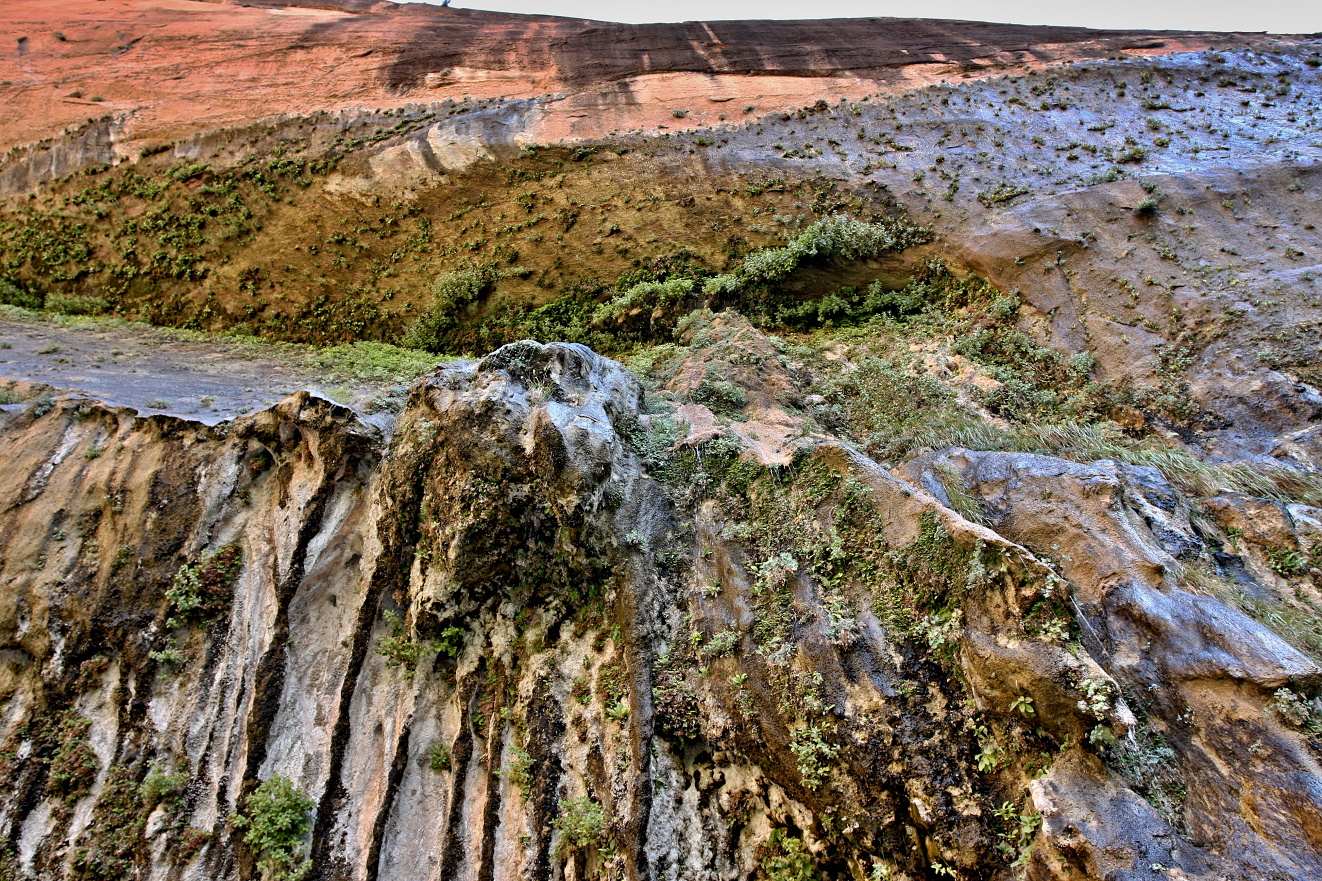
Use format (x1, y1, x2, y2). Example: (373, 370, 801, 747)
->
(0, 0, 1244, 157)
(2, 335, 1320, 881)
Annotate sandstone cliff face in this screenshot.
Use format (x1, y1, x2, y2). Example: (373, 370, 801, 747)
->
(0, 0, 1239, 163)
(0, 336, 1319, 881)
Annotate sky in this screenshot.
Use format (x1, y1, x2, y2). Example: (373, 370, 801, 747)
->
(406, 0, 1322, 33)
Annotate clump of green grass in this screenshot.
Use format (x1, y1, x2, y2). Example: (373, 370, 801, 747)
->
(815, 354, 983, 463)
(1183, 564, 1322, 667)
(312, 340, 441, 385)
(934, 461, 987, 525)
(46, 294, 110, 316)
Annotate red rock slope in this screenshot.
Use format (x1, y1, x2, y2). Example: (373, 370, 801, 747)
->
(0, 0, 1246, 153)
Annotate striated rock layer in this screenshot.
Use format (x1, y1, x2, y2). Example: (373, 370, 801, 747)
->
(0, 336, 1319, 880)
(0, 0, 1253, 165)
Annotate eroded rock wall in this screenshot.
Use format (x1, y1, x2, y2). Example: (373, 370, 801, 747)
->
(1, 339, 1319, 881)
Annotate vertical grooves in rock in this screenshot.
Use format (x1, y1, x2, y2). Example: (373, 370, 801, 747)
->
(476, 678, 509, 881)
(235, 460, 338, 848)
(525, 677, 566, 881)
(617, 554, 660, 881)
(307, 574, 390, 880)
(311, 427, 429, 878)
(437, 675, 481, 878)
(624, 660, 655, 881)
(363, 721, 412, 881)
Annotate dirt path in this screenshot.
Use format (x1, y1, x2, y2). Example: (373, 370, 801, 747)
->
(0, 312, 437, 425)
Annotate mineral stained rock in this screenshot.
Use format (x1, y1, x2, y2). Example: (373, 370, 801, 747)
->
(0, 339, 1318, 880)
(2, 3, 1322, 880)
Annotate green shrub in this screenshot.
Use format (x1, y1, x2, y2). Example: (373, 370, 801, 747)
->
(233, 775, 314, 881)
(141, 764, 188, 807)
(788, 724, 838, 789)
(595, 214, 928, 325)
(0, 278, 42, 310)
(402, 263, 501, 352)
(689, 378, 747, 415)
(953, 329, 1102, 422)
(1265, 547, 1309, 577)
(653, 663, 701, 740)
(46, 294, 110, 316)
(48, 714, 99, 799)
(373, 610, 428, 679)
(1267, 687, 1322, 736)
(28, 392, 56, 417)
(428, 742, 451, 772)
(554, 796, 607, 853)
(760, 830, 820, 881)
(501, 745, 532, 793)
(1133, 196, 1161, 215)
(786, 213, 926, 262)
(740, 245, 801, 284)
(591, 276, 696, 323)
(699, 628, 740, 658)
(164, 543, 243, 626)
(373, 611, 463, 679)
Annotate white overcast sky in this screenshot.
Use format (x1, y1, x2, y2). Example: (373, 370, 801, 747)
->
(405, 0, 1322, 33)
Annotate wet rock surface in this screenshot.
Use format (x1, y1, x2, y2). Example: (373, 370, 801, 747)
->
(0, 338, 1319, 880)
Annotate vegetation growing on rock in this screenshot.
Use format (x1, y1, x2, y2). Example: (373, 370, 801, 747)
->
(233, 776, 315, 881)
(0, 17, 1321, 881)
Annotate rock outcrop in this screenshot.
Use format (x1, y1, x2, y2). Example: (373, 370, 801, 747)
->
(1, 338, 1319, 880)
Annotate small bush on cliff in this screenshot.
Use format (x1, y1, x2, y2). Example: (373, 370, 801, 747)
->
(652, 662, 701, 740)
(741, 214, 927, 285)
(760, 830, 821, 881)
(164, 543, 243, 627)
(373, 611, 464, 679)
(428, 742, 451, 772)
(788, 724, 838, 789)
(1267, 687, 1322, 737)
(233, 775, 314, 881)
(71, 768, 140, 881)
(689, 378, 748, 416)
(554, 796, 607, 854)
(46, 294, 110, 316)
(401, 263, 501, 352)
(592, 214, 928, 328)
(0, 278, 43, 310)
(48, 714, 99, 800)
(141, 764, 188, 807)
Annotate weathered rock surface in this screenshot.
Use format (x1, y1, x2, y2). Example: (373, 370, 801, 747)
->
(0, 0, 1247, 166)
(1, 5, 1321, 880)
(905, 449, 1322, 879)
(0, 339, 1319, 880)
